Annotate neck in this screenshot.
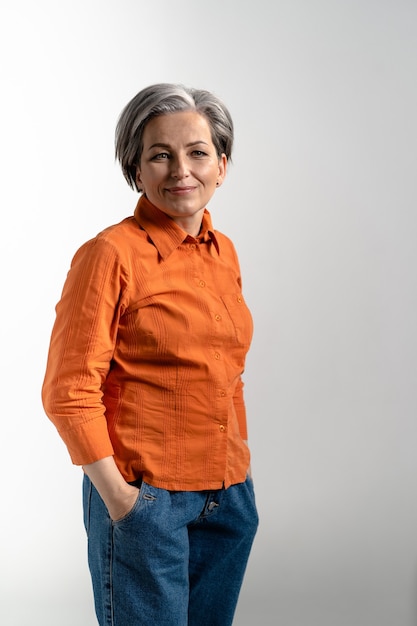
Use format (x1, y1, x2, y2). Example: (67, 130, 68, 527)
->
(171, 213, 204, 238)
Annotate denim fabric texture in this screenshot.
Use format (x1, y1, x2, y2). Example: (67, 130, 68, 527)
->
(83, 475, 258, 626)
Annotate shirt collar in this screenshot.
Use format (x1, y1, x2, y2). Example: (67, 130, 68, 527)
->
(133, 195, 220, 259)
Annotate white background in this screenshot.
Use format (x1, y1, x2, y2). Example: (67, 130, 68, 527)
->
(1, 1, 417, 625)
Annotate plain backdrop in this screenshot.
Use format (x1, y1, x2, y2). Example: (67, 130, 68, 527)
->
(1, 1, 416, 625)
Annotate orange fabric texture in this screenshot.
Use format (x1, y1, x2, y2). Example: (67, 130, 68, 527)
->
(42, 196, 253, 490)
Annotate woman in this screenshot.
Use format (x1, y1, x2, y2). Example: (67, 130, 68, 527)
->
(42, 83, 258, 626)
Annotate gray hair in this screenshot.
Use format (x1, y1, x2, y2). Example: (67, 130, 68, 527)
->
(115, 83, 234, 191)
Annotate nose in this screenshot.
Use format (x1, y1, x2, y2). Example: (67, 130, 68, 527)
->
(170, 155, 189, 179)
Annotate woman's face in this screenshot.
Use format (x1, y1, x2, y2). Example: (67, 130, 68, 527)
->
(136, 111, 227, 236)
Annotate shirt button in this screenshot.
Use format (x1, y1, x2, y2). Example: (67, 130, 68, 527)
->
(190, 244, 196, 250)
(199, 280, 206, 287)
(220, 390, 226, 397)
(219, 424, 227, 433)
(237, 296, 242, 303)
(215, 314, 222, 321)
(214, 352, 221, 360)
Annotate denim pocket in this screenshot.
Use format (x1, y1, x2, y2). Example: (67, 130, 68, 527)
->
(112, 485, 143, 526)
(112, 481, 158, 527)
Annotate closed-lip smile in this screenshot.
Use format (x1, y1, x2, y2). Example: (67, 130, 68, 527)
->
(167, 186, 196, 193)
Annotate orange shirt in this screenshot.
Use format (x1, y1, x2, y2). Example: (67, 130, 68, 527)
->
(42, 196, 253, 490)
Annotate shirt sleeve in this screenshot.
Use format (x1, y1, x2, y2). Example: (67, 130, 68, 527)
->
(42, 236, 129, 465)
(220, 235, 251, 441)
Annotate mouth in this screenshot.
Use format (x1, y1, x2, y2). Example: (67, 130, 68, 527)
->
(167, 186, 196, 195)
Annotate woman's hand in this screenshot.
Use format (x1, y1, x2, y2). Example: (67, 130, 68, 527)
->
(105, 483, 140, 521)
(83, 456, 140, 521)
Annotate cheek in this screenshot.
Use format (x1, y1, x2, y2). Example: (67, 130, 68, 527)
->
(152, 165, 170, 180)
(140, 169, 161, 187)
(200, 164, 220, 182)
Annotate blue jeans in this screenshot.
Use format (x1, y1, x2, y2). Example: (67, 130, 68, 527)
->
(83, 475, 258, 626)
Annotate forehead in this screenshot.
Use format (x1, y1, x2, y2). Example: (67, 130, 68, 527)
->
(143, 111, 213, 145)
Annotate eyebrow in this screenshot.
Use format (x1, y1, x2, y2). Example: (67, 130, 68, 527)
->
(146, 141, 209, 151)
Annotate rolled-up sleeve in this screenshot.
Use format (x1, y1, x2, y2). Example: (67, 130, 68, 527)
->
(42, 236, 128, 465)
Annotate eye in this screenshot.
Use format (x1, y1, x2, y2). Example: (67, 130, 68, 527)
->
(191, 150, 208, 157)
(151, 152, 170, 160)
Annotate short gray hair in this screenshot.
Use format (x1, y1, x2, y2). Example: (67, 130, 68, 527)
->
(115, 83, 234, 191)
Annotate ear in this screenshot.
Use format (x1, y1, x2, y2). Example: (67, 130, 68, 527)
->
(216, 154, 228, 188)
(135, 166, 143, 190)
